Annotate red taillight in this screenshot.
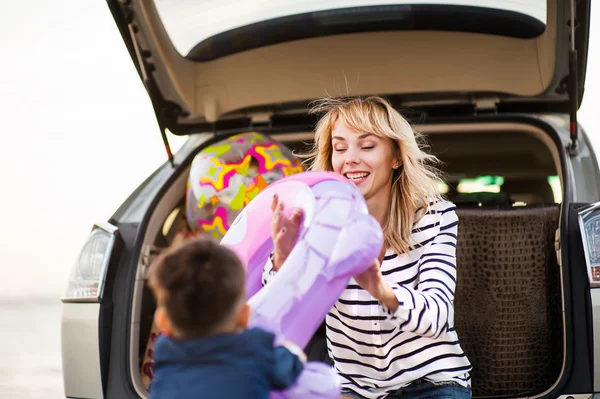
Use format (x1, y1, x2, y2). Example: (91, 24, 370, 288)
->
(61, 222, 118, 303)
(578, 204, 600, 288)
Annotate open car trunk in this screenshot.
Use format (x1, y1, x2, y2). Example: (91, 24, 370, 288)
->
(131, 119, 565, 398)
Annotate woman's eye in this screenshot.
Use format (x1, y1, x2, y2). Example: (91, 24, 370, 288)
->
(362, 146, 374, 150)
(334, 148, 346, 153)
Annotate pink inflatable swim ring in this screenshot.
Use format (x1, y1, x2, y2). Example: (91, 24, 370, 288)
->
(221, 171, 384, 399)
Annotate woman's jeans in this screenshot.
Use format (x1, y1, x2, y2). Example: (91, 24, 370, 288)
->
(341, 378, 471, 399)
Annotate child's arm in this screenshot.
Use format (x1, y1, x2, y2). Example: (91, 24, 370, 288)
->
(271, 341, 306, 390)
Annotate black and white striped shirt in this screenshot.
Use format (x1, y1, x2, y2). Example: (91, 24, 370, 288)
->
(263, 200, 471, 398)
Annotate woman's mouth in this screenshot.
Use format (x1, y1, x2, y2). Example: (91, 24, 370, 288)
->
(344, 172, 370, 185)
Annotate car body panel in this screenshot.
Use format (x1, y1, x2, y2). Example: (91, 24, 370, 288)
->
(591, 289, 600, 390)
(61, 303, 104, 399)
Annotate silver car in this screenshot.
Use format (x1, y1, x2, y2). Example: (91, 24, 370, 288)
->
(61, 1, 600, 398)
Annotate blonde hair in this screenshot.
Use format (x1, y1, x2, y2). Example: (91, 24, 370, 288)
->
(304, 96, 443, 255)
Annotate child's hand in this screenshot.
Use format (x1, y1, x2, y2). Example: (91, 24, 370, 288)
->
(279, 340, 307, 363)
(166, 225, 198, 253)
(170, 229, 191, 249)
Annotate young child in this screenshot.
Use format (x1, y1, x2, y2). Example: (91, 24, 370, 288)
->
(147, 237, 306, 399)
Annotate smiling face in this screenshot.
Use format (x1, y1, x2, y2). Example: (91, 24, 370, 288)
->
(331, 119, 400, 201)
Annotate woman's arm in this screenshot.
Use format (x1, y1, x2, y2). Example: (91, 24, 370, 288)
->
(355, 207, 459, 339)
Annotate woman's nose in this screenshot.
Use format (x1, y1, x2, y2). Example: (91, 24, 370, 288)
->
(344, 149, 360, 165)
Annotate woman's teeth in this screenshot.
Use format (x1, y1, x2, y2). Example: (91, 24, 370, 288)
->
(345, 172, 369, 181)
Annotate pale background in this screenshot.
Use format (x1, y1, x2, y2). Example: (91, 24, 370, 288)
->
(0, 1, 598, 397)
(1, 1, 598, 300)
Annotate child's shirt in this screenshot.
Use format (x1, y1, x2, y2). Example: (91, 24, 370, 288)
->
(150, 328, 304, 399)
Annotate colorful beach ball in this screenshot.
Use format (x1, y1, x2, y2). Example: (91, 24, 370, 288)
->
(185, 132, 304, 239)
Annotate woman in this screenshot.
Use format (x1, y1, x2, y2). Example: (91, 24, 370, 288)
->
(263, 96, 471, 399)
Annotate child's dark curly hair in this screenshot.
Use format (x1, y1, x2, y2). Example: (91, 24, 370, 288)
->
(148, 237, 246, 338)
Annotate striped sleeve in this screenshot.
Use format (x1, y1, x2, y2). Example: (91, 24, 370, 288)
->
(380, 207, 458, 338)
(261, 253, 277, 286)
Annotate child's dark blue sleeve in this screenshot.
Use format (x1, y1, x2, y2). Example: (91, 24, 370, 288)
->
(271, 344, 305, 389)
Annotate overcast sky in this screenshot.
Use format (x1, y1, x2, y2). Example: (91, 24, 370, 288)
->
(0, 1, 598, 299)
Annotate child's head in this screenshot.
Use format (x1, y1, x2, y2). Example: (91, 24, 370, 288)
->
(148, 237, 249, 339)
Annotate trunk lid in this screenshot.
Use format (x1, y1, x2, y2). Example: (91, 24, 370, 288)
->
(106, 0, 590, 135)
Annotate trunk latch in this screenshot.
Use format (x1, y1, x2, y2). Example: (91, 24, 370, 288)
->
(472, 97, 499, 115)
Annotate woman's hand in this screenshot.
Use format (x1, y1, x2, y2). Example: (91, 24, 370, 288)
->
(270, 194, 303, 271)
(353, 259, 386, 298)
(354, 259, 399, 312)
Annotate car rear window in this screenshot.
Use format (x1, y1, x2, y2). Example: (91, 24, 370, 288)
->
(153, 0, 547, 59)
